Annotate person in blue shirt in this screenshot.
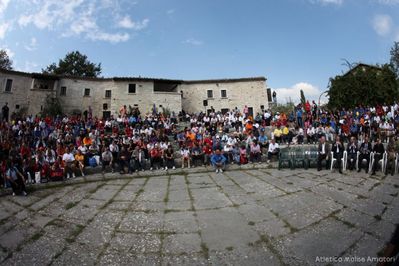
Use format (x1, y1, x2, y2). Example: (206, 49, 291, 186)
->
(296, 108, 303, 128)
(211, 149, 227, 173)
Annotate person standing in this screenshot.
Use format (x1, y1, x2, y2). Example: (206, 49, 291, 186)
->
(2, 102, 9, 122)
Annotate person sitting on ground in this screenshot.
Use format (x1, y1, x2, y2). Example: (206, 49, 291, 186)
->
(267, 138, 280, 163)
(150, 144, 164, 170)
(386, 137, 396, 176)
(250, 140, 262, 163)
(180, 145, 191, 169)
(273, 125, 282, 144)
(131, 146, 145, 172)
(331, 135, 344, 174)
(317, 136, 330, 171)
(239, 144, 248, 165)
(191, 143, 203, 167)
(62, 147, 76, 179)
(101, 147, 113, 174)
(211, 149, 227, 173)
(74, 149, 85, 176)
(6, 160, 27, 196)
(164, 145, 176, 170)
(118, 146, 130, 174)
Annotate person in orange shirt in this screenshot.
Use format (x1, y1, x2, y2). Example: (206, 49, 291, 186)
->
(74, 150, 85, 176)
(83, 136, 92, 146)
(186, 130, 196, 142)
(245, 121, 253, 134)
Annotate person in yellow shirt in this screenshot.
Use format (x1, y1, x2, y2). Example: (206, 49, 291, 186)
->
(74, 150, 85, 176)
(282, 125, 290, 144)
(273, 126, 283, 144)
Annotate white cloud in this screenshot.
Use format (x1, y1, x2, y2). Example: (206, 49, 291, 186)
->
(23, 61, 39, 72)
(378, 0, 399, 4)
(275, 82, 327, 104)
(0, 22, 9, 39)
(88, 31, 129, 43)
(117, 16, 149, 30)
(310, 0, 343, 5)
(167, 9, 175, 15)
(183, 38, 203, 46)
(24, 37, 38, 51)
(0, 0, 10, 15)
(16, 0, 143, 43)
(372, 14, 393, 36)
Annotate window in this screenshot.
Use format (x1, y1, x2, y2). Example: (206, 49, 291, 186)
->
(15, 104, 20, 109)
(60, 86, 67, 96)
(128, 84, 136, 94)
(84, 88, 90, 96)
(221, 90, 227, 98)
(5, 79, 12, 92)
(207, 90, 213, 98)
(105, 90, 111, 98)
(103, 103, 108, 110)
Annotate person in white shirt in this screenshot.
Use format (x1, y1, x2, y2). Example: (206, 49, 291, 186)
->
(267, 139, 279, 163)
(180, 146, 191, 168)
(62, 147, 76, 179)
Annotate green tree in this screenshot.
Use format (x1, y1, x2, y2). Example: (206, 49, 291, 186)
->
(41, 94, 63, 117)
(0, 49, 13, 70)
(327, 64, 399, 109)
(43, 51, 101, 77)
(390, 42, 399, 78)
(300, 89, 306, 106)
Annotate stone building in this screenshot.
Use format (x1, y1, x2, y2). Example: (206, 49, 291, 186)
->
(0, 68, 269, 118)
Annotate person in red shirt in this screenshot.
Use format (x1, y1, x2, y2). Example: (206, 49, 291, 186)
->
(150, 145, 164, 170)
(202, 143, 213, 166)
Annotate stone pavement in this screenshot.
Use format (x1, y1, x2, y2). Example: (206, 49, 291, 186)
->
(0, 167, 398, 266)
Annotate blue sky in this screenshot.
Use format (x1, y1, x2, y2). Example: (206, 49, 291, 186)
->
(0, 0, 399, 103)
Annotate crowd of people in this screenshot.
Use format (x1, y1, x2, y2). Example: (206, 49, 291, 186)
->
(1, 99, 399, 196)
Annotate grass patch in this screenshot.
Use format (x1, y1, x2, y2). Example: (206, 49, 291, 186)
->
(341, 220, 356, 228)
(164, 176, 171, 203)
(226, 246, 234, 251)
(65, 201, 79, 210)
(356, 194, 368, 200)
(390, 192, 398, 197)
(88, 183, 106, 194)
(248, 221, 255, 226)
(30, 231, 44, 241)
(368, 182, 381, 192)
(337, 188, 343, 191)
(393, 184, 399, 188)
(286, 182, 293, 185)
(65, 224, 85, 243)
(201, 243, 209, 259)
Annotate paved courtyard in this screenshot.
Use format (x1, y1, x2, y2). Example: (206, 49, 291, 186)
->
(0, 167, 398, 266)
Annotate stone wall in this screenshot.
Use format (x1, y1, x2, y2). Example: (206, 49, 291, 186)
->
(57, 79, 182, 117)
(0, 69, 267, 118)
(179, 79, 268, 115)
